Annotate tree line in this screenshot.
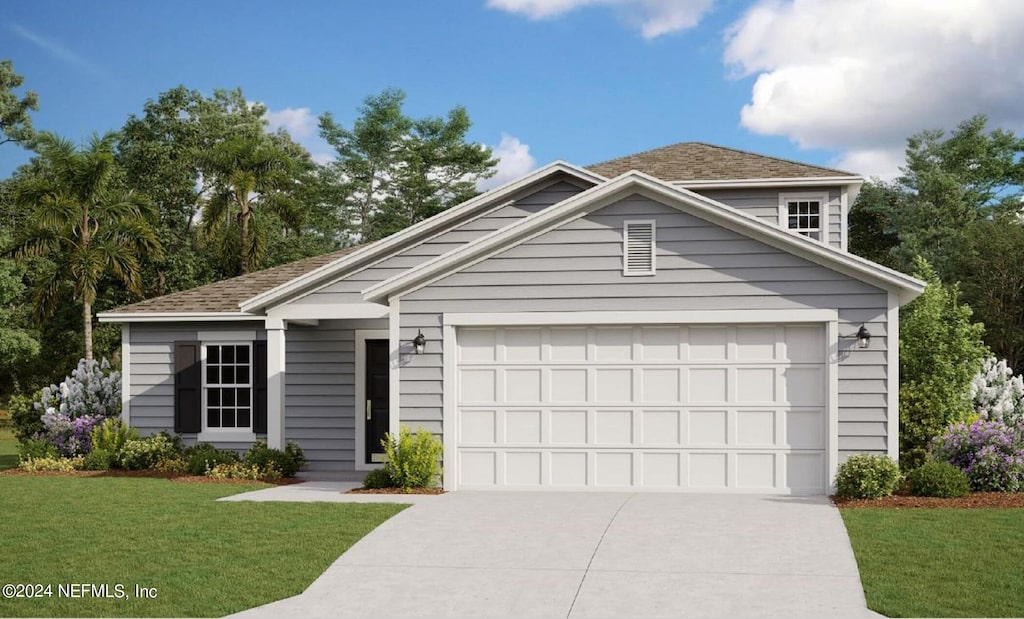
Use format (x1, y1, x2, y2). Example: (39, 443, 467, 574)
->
(0, 60, 496, 398)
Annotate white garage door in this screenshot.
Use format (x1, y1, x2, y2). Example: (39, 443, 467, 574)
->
(456, 325, 827, 493)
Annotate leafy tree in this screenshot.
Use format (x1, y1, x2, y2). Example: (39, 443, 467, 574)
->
(949, 218, 1024, 369)
(899, 257, 988, 469)
(0, 59, 38, 148)
(850, 115, 1024, 275)
(117, 87, 268, 294)
(0, 231, 40, 393)
(319, 88, 497, 243)
(197, 134, 304, 274)
(8, 132, 162, 360)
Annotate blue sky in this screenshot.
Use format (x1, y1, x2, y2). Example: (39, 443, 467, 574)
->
(3, 1, 1022, 182)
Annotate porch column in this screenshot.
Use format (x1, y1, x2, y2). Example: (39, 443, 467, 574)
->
(266, 318, 287, 449)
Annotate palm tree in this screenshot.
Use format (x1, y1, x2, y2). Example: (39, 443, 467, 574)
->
(8, 132, 162, 360)
(197, 135, 302, 274)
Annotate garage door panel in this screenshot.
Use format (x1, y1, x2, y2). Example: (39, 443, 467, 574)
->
(689, 368, 728, 402)
(642, 368, 681, 402)
(594, 368, 632, 402)
(456, 325, 827, 493)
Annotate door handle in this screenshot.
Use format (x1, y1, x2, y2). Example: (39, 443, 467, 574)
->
(366, 400, 372, 420)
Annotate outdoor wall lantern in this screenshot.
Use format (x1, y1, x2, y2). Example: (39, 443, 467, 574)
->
(412, 330, 426, 354)
(846, 324, 871, 349)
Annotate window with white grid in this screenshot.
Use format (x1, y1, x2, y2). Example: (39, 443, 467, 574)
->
(780, 194, 826, 241)
(203, 343, 252, 430)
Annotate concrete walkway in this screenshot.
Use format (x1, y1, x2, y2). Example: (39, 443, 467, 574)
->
(228, 490, 878, 619)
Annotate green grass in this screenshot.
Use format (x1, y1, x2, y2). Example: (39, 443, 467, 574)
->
(0, 477, 407, 617)
(841, 508, 1024, 617)
(0, 427, 16, 471)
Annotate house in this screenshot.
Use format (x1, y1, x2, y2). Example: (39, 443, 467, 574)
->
(98, 142, 925, 494)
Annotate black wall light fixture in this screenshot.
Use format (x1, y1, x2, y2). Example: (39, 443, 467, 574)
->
(412, 330, 426, 354)
(843, 324, 871, 349)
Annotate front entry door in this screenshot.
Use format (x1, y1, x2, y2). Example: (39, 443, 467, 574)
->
(365, 340, 390, 463)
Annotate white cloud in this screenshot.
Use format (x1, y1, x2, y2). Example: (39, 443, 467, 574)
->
(487, 0, 715, 38)
(478, 133, 537, 190)
(724, 0, 1024, 177)
(265, 106, 317, 140)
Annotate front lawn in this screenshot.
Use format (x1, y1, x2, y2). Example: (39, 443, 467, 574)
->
(841, 508, 1024, 617)
(0, 477, 406, 617)
(0, 427, 16, 471)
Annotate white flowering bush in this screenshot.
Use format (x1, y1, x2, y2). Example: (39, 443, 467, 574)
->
(34, 358, 122, 456)
(970, 357, 1024, 428)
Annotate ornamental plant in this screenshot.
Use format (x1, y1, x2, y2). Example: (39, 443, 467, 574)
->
(970, 357, 1024, 428)
(834, 454, 902, 499)
(33, 358, 122, 456)
(383, 425, 443, 490)
(932, 420, 1024, 492)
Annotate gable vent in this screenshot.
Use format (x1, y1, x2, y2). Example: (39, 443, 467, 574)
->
(623, 220, 656, 276)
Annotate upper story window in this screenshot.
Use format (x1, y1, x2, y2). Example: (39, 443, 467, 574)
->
(623, 220, 656, 276)
(203, 343, 252, 431)
(779, 193, 827, 241)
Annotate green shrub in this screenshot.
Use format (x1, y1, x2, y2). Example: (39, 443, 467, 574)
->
(19, 456, 83, 472)
(89, 418, 139, 463)
(80, 448, 115, 471)
(362, 467, 394, 489)
(119, 434, 181, 470)
(907, 461, 971, 498)
(10, 392, 43, 443)
(207, 461, 280, 481)
(835, 454, 903, 499)
(383, 425, 443, 490)
(153, 457, 188, 475)
(899, 258, 988, 470)
(18, 437, 57, 462)
(243, 440, 306, 478)
(184, 443, 239, 475)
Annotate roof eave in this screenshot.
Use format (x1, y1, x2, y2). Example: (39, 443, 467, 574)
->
(675, 176, 864, 189)
(97, 312, 263, 323)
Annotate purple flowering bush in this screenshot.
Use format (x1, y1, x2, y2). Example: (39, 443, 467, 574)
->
(932, 420, 1024, 492)
(33, 358, 121, 457)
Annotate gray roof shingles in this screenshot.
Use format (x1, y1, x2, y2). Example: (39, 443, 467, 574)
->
(106, 246, 361, 314)
(588, 142, 855, 181)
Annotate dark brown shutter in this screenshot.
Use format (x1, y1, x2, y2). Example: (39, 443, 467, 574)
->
(174, 341, 202, 433)
(253, 340, 268, 435)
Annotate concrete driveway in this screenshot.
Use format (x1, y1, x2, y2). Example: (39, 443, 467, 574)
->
(230, 492, 877, 619)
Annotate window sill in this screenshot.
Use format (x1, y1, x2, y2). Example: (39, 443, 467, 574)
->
(197, 431, 258, 444)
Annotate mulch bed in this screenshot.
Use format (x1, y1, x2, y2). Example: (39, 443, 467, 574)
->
(346, 487, 445, 495)
(0, 468, 301, 485)
(833, 492, 1024, 509)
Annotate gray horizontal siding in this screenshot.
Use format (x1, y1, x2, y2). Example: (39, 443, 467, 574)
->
(127, 319, 385, 473)
(293, 180, 586, 305)
(127, 323, 265, 438)
(399, 194, 890, 458)
(695, 186, 844, 250)
(285, 318, 386, 471)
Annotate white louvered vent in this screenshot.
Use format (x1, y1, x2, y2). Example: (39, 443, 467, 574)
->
(623, 220, 656, 276)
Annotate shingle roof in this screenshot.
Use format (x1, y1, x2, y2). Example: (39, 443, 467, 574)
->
(588, 142, 856, 181)
(107, 246, 363, 314)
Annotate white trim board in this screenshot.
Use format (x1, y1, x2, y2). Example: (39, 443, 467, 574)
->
(355, 330, 389, 471)
(363, 171, 925, 306)
(97, 312, 263, 323)
(675, 176, 863, 189)
(887, 291, 900, 463)
(239, 161, 605, 313)
(443, 309, 838, 327)
(120, 324, 131, 426)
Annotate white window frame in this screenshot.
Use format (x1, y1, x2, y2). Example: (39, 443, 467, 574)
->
(199, 341, 257, 442)
(778, 192, 828, 243)
(623, 219, 657, 276)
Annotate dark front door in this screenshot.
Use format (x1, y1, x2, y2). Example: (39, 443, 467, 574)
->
(365, 340, 390, 463)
